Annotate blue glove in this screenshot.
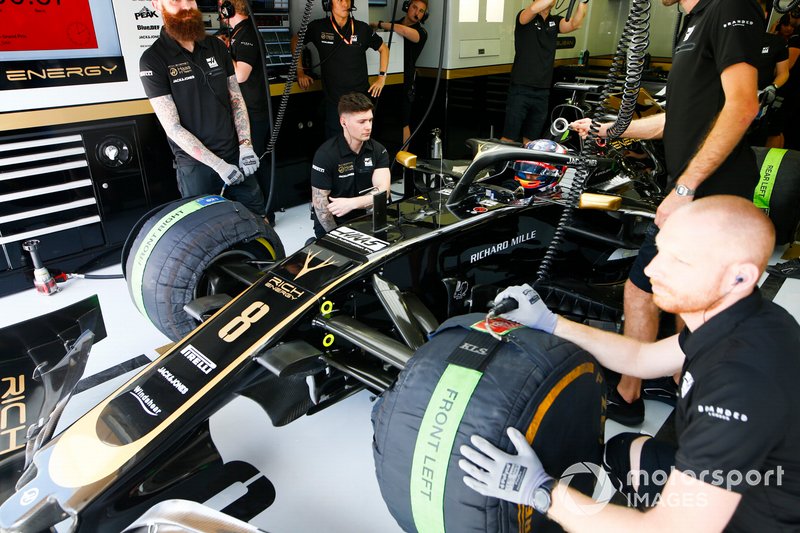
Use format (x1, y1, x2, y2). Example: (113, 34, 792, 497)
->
(239, 145, 260, 176)
(493, 284, 558, 333)
(459, 427, 554, 507)
(212, 160, 245, 186)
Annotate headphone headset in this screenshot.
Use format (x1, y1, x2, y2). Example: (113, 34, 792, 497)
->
(402, 0, 429, 23)
(322, 0, 356, 13)
(219, 0, 236, 19)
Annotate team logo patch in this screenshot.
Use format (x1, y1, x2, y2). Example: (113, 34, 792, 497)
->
(206, 57, 219, 69)
(338, 161, 354, 174)
(364, 157, 373, 167)
(681, 371, 694, 398)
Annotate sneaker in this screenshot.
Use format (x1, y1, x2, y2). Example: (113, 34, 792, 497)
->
(606, 384, 645, 426)
(642, 376, 679, 406)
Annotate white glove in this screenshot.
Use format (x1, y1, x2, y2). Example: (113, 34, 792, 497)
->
(762, 84, 777, 106)
(459, 427, 554, 506)
(212, 160, 245, 186)
(493, 284, 558, 334)
(239, 145, 260, 176)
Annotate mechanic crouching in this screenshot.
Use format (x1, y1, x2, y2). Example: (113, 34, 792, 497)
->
(459, 196, 800, 531)
(310, 93, 391, 238)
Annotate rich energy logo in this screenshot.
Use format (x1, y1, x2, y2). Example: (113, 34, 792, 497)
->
(294, 250, 338, 280)
(180, 345, 217, 374)
(266, 276, 305, 300)
(6, 65, 118, 81)
(1, 375, 27, 456)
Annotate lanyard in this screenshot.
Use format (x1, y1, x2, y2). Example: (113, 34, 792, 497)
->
(330, 15, 355, 45)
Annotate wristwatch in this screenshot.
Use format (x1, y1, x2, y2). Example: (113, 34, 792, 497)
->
(532, 478, 556, 515)
(674, 183, 695, 197)
(239, 139, 252, 147)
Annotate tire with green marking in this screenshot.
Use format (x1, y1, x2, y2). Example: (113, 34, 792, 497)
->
(123, 195, 284, 341)
(752, 147, 800, 244)
(372, 314, 605, 533)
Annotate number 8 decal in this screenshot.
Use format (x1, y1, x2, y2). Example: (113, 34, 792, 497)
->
(218, 301, 270, 342)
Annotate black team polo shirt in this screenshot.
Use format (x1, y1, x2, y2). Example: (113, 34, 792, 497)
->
(304, 16, 383, 105)
(139, 28, 238, 166)
(675, 290, 800, 531)
(310, 133, 389, 228)
(664, 0, 763, 198)
(754, 32, 788, 89)
(510, 11, 563, 89)
(229, 19, 268, 122)
(391, 18, 427, 88)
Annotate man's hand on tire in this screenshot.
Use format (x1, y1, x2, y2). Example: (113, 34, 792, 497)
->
(493, 284, 558, 333)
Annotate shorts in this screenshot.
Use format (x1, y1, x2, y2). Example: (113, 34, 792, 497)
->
(628, 221, 659, 293)
(503, 84, 550, 142)
(604, 432, 677, 508)
(176, 162, 265, 217)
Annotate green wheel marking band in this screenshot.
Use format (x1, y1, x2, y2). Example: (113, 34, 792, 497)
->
(130, 198, 213, 317)
(410, 364, 483, 533)
(754, 148, 788, 211)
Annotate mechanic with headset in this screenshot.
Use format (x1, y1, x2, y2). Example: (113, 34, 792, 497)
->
(310, 92, 390, 237)
(371, 0, 429, 143)
(461, 196, 800, 531)
(500, 0, 588, 145)
(139, 0, 266, 217)
(292, 0, 390, 139)
(217, 0, 276, 225)
(570, 0, 763, 426)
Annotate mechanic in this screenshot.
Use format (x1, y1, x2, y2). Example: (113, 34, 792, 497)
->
(749, 0, 790, 147)
(292, 0, 390, 139)
(218, 0, 276, 225)
(371, 0, 429, 143)
(461, 196, 800, 532)
(500, 0, 588, 145)
(779, 13, 800, 150)
(570, 0, 763, 425)
(139, 0, 265, 217)
(310, 93, 391, 237)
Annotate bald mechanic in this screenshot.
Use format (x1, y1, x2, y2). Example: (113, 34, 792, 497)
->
(570, 0, 763, 425)
(460, 196, 800, 531)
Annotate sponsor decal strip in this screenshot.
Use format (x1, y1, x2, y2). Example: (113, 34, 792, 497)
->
(754, 148, 787, 212)
(410, 365, 482, 533)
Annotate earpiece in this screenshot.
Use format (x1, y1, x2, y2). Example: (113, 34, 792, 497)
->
(735, 275, 744, 285)
(402, 0, 429, 23)
(219, 0, 235, 19)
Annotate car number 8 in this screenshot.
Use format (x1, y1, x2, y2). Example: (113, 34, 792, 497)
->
(218, 301, 269, 342)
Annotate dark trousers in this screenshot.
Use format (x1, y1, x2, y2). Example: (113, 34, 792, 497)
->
(176, 162, 265, 216)
(503, 84, 550, 142)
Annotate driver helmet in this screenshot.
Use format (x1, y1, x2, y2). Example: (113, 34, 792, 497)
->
(512, 139, 568, 194)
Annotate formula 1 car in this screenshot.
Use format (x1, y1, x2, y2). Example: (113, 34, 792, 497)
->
(0, 137, 665, 531)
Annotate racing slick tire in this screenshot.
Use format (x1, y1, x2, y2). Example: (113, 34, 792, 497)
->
(123, 195, 284, 341)
(372, 314, 605, 533)
(752, 147, 800, 244)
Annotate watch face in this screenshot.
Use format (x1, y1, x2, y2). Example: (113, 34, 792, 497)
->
(533, 487, 550, 513)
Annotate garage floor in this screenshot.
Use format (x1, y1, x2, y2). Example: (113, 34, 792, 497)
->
(2, 201, 798, 532)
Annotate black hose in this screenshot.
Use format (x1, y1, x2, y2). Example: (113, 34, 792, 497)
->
(242, 0, 278, 218)
(395, 0, 448, 157)
(536, 0, 651, 283)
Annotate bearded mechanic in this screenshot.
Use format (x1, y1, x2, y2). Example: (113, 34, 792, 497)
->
(139, 0, 266, 217)
(459, 196, 800, 532)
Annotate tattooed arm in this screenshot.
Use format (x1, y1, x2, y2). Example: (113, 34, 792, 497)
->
(312, 186, 337, 233)
(227, 75, 252, 145)
(149, 94, 225, 168)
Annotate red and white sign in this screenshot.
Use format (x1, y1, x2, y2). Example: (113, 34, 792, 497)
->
(0, 0, 98, 52)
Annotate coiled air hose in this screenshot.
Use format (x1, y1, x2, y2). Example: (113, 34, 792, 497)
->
(535, 0, 651, 283)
